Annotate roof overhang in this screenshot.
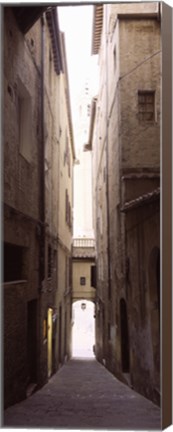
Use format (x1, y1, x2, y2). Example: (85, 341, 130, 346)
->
(60, 31, 75, 160)
(46, 8, 64, 75)
(12, 5, 51, 34)
(117, 12, 159, 20)
(121, 187, 160, 213)
(91, 4, 103, 55)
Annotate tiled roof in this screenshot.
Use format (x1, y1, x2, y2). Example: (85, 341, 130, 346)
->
(46, 8, 63, 75)
(91, 4, 103, 55)
(121, 187, 160, 212)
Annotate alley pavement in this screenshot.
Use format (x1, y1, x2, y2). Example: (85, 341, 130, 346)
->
(3, 358, 161, 430)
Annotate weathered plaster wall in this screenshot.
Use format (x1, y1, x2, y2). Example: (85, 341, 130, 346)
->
(72, 260, 96, 302)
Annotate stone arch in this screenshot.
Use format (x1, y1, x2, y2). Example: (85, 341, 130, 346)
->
(120, 298, 130, 373)
(72, 298, 95, 305)
(148, 247, 160, 383)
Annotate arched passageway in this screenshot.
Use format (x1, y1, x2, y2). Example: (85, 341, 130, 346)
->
(72, 300, 95, 358)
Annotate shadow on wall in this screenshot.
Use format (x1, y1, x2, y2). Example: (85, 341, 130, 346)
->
(72, 300, 95, 358)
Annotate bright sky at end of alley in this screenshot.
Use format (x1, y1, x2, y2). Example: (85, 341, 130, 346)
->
(58, 5, 99, 143)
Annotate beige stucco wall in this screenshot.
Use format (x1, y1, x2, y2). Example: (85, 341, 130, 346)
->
(72, 260, 96, 302)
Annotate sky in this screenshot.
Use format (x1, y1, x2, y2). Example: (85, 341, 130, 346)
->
(58, 5, 98, 144)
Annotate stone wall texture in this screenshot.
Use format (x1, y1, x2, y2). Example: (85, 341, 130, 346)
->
(4, 7, 74, 408)
(92, 3, 160, 404)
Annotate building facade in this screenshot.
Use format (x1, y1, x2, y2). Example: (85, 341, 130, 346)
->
(89, 2, 160, 405)
(72, 78, 96, 334)
(3, 6, 74, 408)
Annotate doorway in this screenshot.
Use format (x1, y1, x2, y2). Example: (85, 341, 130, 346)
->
(120, 298, 130, 373)
(27, 300, 37, 385)
(47, 308, 53, 378)
(58, 305, 62, 364)
(72, 300, 95, 358)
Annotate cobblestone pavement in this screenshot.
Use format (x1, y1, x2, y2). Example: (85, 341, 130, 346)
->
(4, 359, 161, 430)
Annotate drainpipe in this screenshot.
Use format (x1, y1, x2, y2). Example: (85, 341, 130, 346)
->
(37, 15, 46, 387)
(40, 15, 45, 287)
(105, 5, 112, 303)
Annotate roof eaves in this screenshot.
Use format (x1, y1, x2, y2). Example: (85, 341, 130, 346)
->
(121, 187, 160, 213)
(91, 4, 103, 55)
(60, 31, 76, 161)
(12, 5, 50, 34)
(46, 8, 63, 75)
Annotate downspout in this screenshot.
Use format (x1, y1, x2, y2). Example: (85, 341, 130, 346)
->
(105, 5, 112, 303)
(40, 15, 45, 287)
(38, 15, 46, 387)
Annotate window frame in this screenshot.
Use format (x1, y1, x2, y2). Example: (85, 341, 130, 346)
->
(138, 90, 156, 122)
(80, 276, 86, 286)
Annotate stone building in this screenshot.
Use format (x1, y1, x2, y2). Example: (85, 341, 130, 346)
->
(89, 2, 160, 404)
(72, 237, 96, 303)
(3, 6, 74, 408)
(73, 77, 94, 239)
(72, 78, 96, 344)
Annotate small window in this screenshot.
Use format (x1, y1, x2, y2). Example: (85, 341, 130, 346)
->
(138, 90, 155, 121)
(4, 242, 26, 282)
(113, 45, 117, 71)
(87, 104, 91, 116)
(80, 277, 86, 286)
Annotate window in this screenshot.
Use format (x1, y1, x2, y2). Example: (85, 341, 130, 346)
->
(4, 242, 26, 282)
(113, 45, 117, 71)
(87, 104, 91, 116)
(65, 189, 72, 229)
(64, 133, 71, 177)
(80, 277, 86, 286)
(138, 90, 155, 121)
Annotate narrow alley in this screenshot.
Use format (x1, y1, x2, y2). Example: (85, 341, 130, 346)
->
(3, 2, 163, 430)
(4, 359, 160, 430)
